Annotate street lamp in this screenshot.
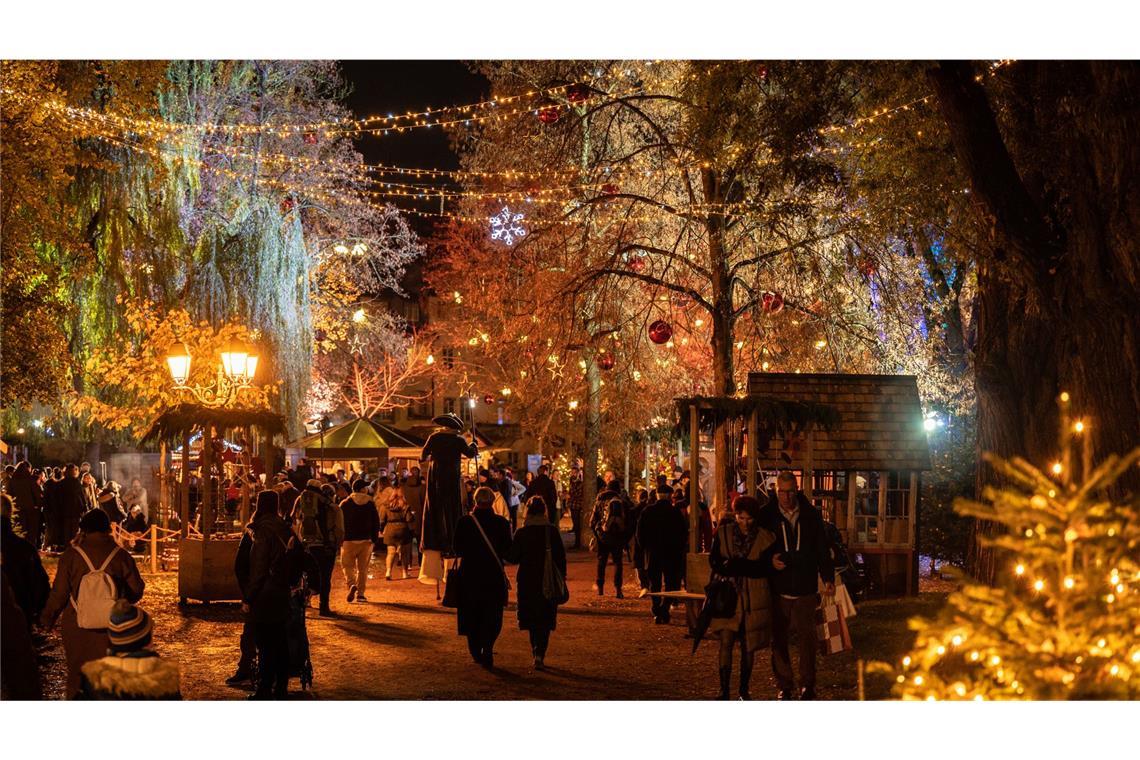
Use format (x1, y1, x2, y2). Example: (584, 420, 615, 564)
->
(166, 338, 261, 407)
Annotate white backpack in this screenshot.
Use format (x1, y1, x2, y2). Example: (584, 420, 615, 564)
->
(69, 545, 121, 629)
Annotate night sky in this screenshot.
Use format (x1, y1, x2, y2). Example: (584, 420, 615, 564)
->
(338, 60, 489, 174)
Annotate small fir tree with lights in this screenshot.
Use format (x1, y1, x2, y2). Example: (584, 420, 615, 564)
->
(872, 393, 1140, 699)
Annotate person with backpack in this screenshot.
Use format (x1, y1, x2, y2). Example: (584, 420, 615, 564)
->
(452, 486, 512, 668)
(292, 479, 343, 616)
(379, 489, 415, 581)
(242, 489, 295, 699)
(590, 497, 627, 597)
(78, 599, 181, 699)
(39, 509, 145, 698)
(340, 479, 379, 601)
(505, 496, 568, 670)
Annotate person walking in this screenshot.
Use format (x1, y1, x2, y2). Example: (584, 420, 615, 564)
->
(1, 494, 50, 631)
(505, 496, 568, 670)
(708, 495, 775, 700)
(636, 488, 688, 624)
(241, 490, 294, 699)
(7, 461, 43, 548)
(57, 464, 87, 547)
(452, 486, 511, 668)
(340, 479, 379, 602)
(41, 467, 63, 550)
(39, 509, 145, 698)
(380, 490, 416, 580)
(80, 472, 99, 513)
(522, 465, 559, 526)
(293, 479, 343, 616)
(590, 497, 626, 597)
(122, 478, 149, 522)
(563, 464, 584, 549)
(728, 471, 835, 700)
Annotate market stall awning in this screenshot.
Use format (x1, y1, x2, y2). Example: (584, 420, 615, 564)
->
(285, 417, 423, 459)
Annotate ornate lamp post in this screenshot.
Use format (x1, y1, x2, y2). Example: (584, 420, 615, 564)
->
(165, 339, 260, 407)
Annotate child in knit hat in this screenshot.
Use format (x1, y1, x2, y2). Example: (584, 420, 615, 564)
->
(78, 600, 181, 700)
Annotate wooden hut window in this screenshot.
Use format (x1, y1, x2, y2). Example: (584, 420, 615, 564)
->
(854, 472, 880, 545)
(883, 471, 910, 545)
(808, 470, 847, 527)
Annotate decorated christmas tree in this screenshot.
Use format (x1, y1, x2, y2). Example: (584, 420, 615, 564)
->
(872, 394, 1140, 699)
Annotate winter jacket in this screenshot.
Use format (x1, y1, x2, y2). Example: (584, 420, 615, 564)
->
(734, 494, 835, 597)
(505, 517, 567, 632)
(708, 521, 775, 650)
(453, 508, 512, 632)
(242, 512, 293, 624)
(1, 516, 50, 623)
(292, 485, 344, 549)
(6, 469, 42, 543)
(379, 501, 415, 546)
(340, 492, 380, 542)
(98, 492, 126, 524)
(590, 496, 627, 550)
(79, 652, 181, 700)
(401, 476, 426, 512)
(636, 497, 688, 570)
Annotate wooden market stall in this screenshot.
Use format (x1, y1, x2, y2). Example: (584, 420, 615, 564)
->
(745, 372, 932, 596)
(142, 404, 285, 605)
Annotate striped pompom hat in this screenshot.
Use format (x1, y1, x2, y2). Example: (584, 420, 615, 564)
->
(107, 599, 153, 653)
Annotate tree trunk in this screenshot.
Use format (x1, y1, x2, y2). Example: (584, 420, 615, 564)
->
(582, 356, 601, 547)
(930, 61, 1140, 583)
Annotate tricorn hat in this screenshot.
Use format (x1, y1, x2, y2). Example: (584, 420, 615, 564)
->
(432, 413, 465, 431)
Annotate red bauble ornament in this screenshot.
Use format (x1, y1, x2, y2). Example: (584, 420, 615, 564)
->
(483, 394, 496, 405)
(648, 320, 673, 345)
(303, 131, 318, 145)
(628, 256, 646, 273)
(859, 258, 878, 278)
(280, 197, 295, 214)
(566, 83, 590, 104)
(537, 103, 561, 124)
(761, 291, 785, 315)
(601, 183, 620, 196)
(598, 352, 616, 371)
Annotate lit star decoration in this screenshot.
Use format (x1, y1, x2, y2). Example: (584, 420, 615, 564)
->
(347, 336, 366, 356)
(489, 205, 526, 246)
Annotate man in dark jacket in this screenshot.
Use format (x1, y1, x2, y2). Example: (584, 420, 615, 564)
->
(57, 464, 87, 546)
(522, 465, 559, 526)
(7, 462, 42, 548)
(340, 479, 380, 603)
(294, 479, 342, 616)
(41, 468, 63, 549)
(725, 471, 834, 700)
(636, 491, 688, 624)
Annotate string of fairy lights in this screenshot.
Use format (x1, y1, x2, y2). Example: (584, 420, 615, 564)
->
(3, 59, 1015, 227)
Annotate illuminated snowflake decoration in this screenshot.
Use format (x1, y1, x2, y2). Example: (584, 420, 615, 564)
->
(489, 205, 526, 246)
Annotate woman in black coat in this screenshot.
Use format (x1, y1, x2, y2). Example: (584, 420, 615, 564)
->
(452, 486, 512, 668)
(239, 490, 293, 699)
(505, 496, 567, 670)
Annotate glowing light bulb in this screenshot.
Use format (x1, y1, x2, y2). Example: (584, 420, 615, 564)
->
(1097, 639, 1107, 648)
(902, 656, 911, 667)
(954, 684, 967, 697)
(761, 361, 770, 370)
(334, 244, 349, 254)
(735, 341, 744, 349)
(1015, 564, 1025, 576)
(425, 354, 435, 365)
(567, 400, 579, 411)
(1051, 462, 1063, 476)
(1060, 391, 1070, 403)
(1064, 529, 1078, 542)
(1064, 577, 1075, 589)
(501, 387, 511, 396)
(1110, 665, 1120, 676)
(969, 651, 980, 661)
(814, 339, 828, 350)
(1033, 579, 1045, 592)
(913, 675, 924, 686)
(936, 646, 946, 656)
(352, 308, 366, 323)
(694, 318, 704, 327)
(1073, 420, 1085, 433)
(951, 635, 964, 647)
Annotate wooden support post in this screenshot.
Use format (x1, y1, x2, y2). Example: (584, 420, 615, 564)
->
(150, 524, 158, 574)
(180, 430, 190, 539)
(803, 427, 816, 500)
(201, 423, 214, 541)
(159, 441, 167, 529)
(746, 409, 758, 497)
(689, 404, 700, 554)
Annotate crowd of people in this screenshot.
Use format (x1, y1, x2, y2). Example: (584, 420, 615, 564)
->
(2, 447, 844, 702)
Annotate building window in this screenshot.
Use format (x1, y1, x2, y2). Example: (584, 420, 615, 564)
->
(409, 399, 432, 419)
(377, 409, 397, 422)
(853, 472, 880, 545)
(442, 347, 456, 369)
(444, 397, 455, 415)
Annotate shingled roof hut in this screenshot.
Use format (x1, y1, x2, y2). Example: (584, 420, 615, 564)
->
(746, 372, 932, 596)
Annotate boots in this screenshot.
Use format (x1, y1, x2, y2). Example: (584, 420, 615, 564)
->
(739, 656, 753, 700)
(717, 666, 732, 700)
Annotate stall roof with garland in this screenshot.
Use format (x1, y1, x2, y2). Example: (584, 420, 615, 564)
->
(746, 372, 931, 472)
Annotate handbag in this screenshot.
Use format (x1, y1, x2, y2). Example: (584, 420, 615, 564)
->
(815, 594, 852, 655)
(703, 576, 738, 618)
(441, 558, 462, 608)
(470, 511, 511, 593)
(542, 526, 570, 604)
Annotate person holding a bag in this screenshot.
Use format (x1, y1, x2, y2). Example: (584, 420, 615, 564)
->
(707, 495, 776, 700)
(505, 496, 568, 670)
(380, 489, 415, 581)
(39, 509, 145, 698)
(451, 486, 512, 668)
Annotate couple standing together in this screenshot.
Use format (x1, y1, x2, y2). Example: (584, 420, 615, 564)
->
(708, 470, 835, 700)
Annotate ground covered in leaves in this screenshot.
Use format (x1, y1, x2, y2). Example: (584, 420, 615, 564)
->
(37, 542, 946, 700)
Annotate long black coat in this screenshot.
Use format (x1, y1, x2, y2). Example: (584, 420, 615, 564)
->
(57, 475, 88, 542)
(505, 521, 567, 633)
(452, 509, 511, 635)
(7, 470, 42, 544)
(636, 498, 689, 571)
(0, 517, 50, 623)
(420, 430, 477, 553)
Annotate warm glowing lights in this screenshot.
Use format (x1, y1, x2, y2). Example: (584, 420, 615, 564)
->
(1060, 391, 1071, 403)
(1064, 577, 1075, 589)
(913, 675, 924, 686)
(1073, 420, 1085, 433)
(1015, 563, 1026, 576)
(902, 656, 911, 667)
(951, 635, 963, 647)
(489, 205, 526, 246)
(352, 308, 366, 323)
(425, 354, 435, 365)
(1064, 528, 1078, 542)
(500, 387, 511, 396)
(1051, 462, 1063, 475)
(814, 339, 828, 350)
(165, 343, 192, 385)
(567, 400, 579, 411)
(1033, 579, 1045, 592)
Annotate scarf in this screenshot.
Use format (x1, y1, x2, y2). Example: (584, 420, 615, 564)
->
(728, 522, 759, 594)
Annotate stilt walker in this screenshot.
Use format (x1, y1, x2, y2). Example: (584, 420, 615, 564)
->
(417, 411, 478, 590)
